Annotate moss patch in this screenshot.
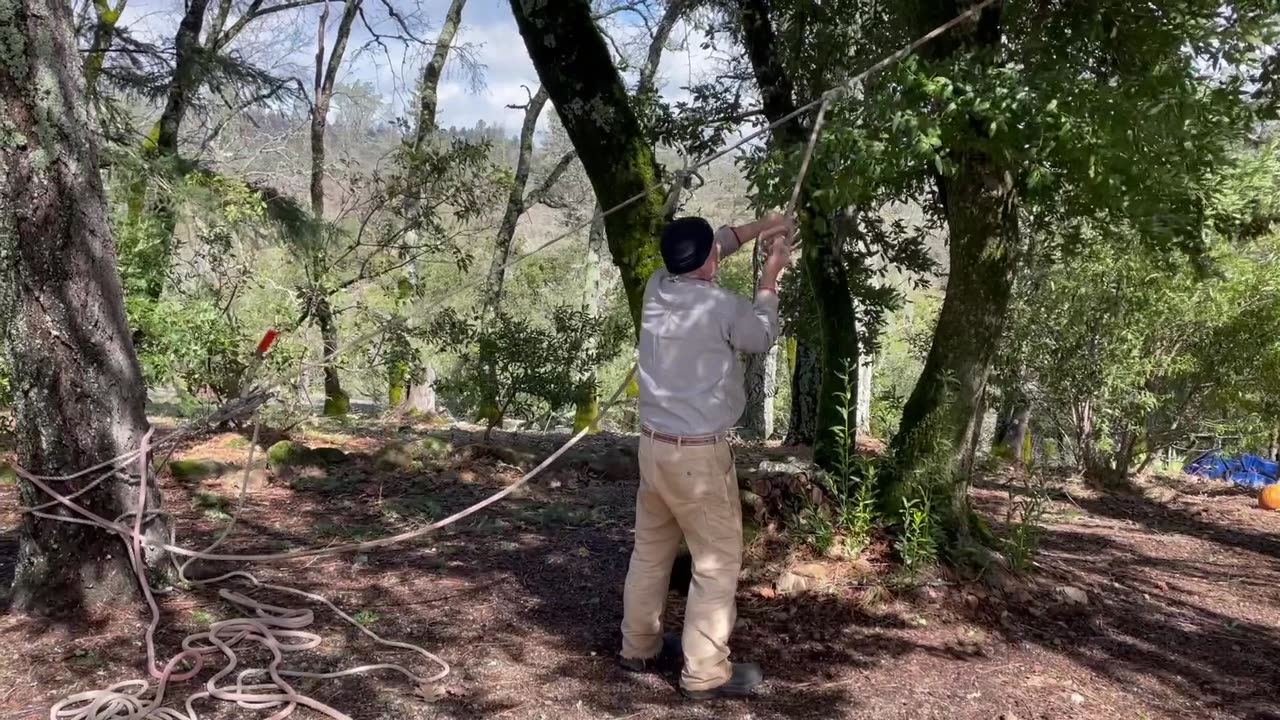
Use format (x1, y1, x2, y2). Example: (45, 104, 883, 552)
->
(323, 390, 351, 417)
(168, 459, 226, 482)
(267, 441, 312, 471)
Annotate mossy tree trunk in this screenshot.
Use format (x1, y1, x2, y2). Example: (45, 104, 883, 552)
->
(508, 0, 667, 326)
(784, 338, 820, 445)
(739, 0, 861, 469)
(0, 0, 171, 613)
(883, 1, 1019, 546)
(122, 0, 211, 302)
(307, 0, 361, 416)
(83, 0, 128, 96)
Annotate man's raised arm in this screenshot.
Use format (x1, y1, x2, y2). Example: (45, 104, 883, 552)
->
(716, 212, 794, 260)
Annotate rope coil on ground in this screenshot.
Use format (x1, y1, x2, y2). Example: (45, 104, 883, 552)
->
(15, 4, 997, 716)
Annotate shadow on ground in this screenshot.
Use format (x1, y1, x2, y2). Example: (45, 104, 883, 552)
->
(4, 424, 1280, 719)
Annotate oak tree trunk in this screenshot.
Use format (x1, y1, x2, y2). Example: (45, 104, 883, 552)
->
(508, 0, 667, 326)
(309, 0, 361, 416)
(1, 0, 171, 613)
(739, 0, 861, 468)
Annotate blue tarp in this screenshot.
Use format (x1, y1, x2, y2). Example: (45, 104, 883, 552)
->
(1184, 450, 1279, 489)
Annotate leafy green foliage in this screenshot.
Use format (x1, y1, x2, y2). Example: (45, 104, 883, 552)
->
(895, 487, 940, 576)
(1001, 142, 1280, 480)
(796, 361, 880, 555)
(1001, 472, 1050, 574)
(428, 306, 628, 436)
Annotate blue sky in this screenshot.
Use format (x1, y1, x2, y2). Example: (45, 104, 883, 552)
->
(119, 0, 723, 134)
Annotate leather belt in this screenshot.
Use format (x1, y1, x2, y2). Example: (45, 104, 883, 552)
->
(640, 425, 724, 447)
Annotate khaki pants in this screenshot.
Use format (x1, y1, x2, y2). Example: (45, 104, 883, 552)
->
(620, 435, 743, 691)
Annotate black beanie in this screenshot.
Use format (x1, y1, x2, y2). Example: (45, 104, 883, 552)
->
(660, 216, 715, 275)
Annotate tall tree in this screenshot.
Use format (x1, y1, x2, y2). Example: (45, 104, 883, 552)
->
(389, 0, 467, 411)
(304, 0, 362, 416)
(1, 0, 169, 611)
(507, 0, 667, 326)
(737, 0, 863, 467)
(881, 1, 1016, 543)
(570, 0, 693, 432)
(879, 0, 1276, 543)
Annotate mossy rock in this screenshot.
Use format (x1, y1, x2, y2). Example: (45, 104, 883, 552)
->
(168, 459, 226, 482)
(267, 441, 314, 471)
(323, 390, 351, 417)
(310, 446, 350, 466)
(419, 437, 452, 459)
(0, 463, 15, 486)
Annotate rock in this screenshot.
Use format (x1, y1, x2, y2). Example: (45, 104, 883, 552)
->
(775, 572, 818, 595)
(756, 459, 810, 476)
(310, 447, 349, 465)
(501, 418, 526, 432)
(776, 563, 829, 594)
(792, 562, 830, 580)
(266, 441, 312, 471)
(1069, 692, 1085, 705)
(1055, 585, 1089, 606)
(168, 459, 226, 482)
(418, 437, 452, 459)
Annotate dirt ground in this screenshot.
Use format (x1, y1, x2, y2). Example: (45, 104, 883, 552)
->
(1, 416, 1279, 720)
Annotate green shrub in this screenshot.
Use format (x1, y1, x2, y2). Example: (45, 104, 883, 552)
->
(428, 306, 626, 439)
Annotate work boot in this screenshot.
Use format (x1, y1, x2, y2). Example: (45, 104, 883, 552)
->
(619, 632, 682, 673)
(681, 662, 764, 700)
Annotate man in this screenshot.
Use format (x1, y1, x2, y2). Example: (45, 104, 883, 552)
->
(619, 211, 793, 700)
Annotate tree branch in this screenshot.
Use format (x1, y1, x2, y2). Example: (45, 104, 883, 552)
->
(523, 150, 578, 209)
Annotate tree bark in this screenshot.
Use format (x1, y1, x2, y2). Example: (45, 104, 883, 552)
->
(573, 213, 608, 433)
(785, 338, 820, 445)
(738, 0, 861, 469)
(508, 0, 667, 326)
(883, 0, 1018, 545)
(484, 87, 551, 315)
(309, 0, 361, 414)
(414, 0, 466, 146)
(1, 0, 170, 613)
(741, 243, 778, 439)
(856, 349, 874, 436)
(313, 294, 349, 415)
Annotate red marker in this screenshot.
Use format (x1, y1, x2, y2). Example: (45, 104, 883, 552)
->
(256, 329, 279, 355)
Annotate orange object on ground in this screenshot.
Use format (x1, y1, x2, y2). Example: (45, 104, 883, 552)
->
(1260, 484, 1280, 511)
